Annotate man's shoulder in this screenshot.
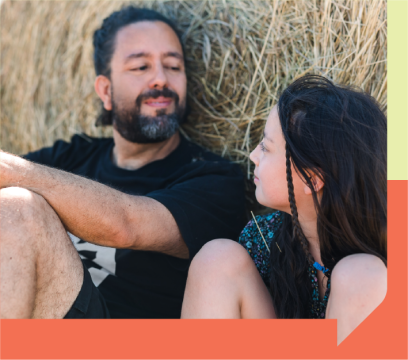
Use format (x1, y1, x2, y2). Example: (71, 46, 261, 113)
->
(43, 133, 112, 151)
(177, 138, 243, 180)
(69, 133, 113, 147)
(23, 134, 113, 169)
(56, 134, 113, 156)
(181, 137, 236, 166)
(159, 136, 244, 186)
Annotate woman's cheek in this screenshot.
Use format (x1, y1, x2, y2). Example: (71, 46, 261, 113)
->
(263, 180, 290, 210)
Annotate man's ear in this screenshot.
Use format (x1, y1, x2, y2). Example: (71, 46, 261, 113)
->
(95, 75, 112, 111)
(304, 173, 324, 195)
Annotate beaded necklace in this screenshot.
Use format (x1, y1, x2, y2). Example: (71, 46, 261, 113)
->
(308, 263, 331, 319)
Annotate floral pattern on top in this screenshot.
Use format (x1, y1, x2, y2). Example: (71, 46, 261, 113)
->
(238, 211, 283, 284)
(238, 211, 330, 319)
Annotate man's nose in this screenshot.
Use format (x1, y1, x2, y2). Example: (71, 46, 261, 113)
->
(149, 64, 168, 89)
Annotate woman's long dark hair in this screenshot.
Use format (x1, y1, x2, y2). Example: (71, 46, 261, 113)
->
(269, 74, 387, 318)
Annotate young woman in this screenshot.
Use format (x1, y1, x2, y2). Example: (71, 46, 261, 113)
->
(181, 75, 387, 344)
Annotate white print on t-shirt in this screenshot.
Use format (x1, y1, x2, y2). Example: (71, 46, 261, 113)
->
(68, 232, 116, 287)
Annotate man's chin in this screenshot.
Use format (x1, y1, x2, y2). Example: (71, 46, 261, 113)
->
(113, 121, 179, 144)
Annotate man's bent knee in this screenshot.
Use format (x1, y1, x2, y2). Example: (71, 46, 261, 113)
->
(1, 187, 53, 222)
(0, 187, 59, 242)
(1, 186, 38, 201)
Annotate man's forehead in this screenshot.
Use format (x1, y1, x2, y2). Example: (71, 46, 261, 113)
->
(114, 21, 183, 57)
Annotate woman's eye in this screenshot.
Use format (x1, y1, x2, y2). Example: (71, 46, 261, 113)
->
(259, 142, 266, 152)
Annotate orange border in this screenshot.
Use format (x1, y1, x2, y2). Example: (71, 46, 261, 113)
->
(0, 180, 406, 359)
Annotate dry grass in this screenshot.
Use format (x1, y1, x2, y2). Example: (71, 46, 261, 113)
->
(0, 0, 387, 209)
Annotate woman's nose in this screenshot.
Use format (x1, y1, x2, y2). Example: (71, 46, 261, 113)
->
(249, 146, 259, 166)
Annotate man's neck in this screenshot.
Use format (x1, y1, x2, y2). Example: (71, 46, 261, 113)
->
(111, 129, 181, 170)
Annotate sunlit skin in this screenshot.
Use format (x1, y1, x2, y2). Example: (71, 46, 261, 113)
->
(94, 21, 187, 170)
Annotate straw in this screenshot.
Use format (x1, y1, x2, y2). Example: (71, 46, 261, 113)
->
(0, 0, 387, 213)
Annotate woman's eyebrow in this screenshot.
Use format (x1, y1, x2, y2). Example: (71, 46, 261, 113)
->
(263, 131, 274, 143)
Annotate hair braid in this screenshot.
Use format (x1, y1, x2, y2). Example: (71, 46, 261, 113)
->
(285, 143, 315, 266)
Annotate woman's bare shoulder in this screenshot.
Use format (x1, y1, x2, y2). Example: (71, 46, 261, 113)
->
(330, 253, 387, 309)
(332, 254, 386, 282)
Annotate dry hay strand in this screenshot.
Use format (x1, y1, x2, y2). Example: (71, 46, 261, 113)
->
(1, 0, 387, 211)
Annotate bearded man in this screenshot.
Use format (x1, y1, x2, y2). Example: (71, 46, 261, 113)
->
(0, 7, 246, 319)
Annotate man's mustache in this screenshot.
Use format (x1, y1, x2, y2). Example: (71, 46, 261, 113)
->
(135, 88, 179, 108)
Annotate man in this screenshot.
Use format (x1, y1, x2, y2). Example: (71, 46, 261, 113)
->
(0, 7, 246, 319)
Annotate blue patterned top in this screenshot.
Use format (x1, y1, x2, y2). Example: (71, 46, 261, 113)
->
(238, 211, 330, 319)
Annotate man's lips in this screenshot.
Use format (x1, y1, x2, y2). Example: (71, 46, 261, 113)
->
(144, 97, 173, 108)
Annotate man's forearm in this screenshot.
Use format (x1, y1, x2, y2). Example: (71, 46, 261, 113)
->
(1, 152, 146, 248)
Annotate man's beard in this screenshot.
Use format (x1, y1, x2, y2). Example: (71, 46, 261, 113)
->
(111, 88, 186, 144)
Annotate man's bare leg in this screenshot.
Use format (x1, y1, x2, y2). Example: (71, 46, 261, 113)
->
(0, 187, 84, 318)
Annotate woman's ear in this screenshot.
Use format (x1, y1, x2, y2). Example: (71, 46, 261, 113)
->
(94, 75, 112, 111)
(304, 173, 324, 195)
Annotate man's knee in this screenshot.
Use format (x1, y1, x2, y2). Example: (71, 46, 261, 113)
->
(0, 187, 54, 230)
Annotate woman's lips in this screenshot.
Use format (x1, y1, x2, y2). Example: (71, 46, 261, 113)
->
(254, 174, 259, 183)
(144, 97, 172, 108)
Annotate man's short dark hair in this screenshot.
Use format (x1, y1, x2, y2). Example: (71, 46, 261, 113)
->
(93, 6, 185, 126)
(93, 6, 184, 78)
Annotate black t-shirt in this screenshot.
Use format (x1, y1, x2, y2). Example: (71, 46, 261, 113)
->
(23, 134, 247, 318)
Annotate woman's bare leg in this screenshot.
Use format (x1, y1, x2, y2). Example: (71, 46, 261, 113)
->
(181, 239, 276, 319)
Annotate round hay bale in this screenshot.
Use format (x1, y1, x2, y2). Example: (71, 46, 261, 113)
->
(0, 0, 387, 211)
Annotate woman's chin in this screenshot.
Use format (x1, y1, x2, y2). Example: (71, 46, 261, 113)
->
(254, 192, 284, 212)
(254, 191, 268, 208)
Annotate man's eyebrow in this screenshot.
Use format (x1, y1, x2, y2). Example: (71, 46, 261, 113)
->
(124, 51, 184, 63)
(163, 51, 184, 61)
(263, 131, 273, 143)
(124, 52, 150, 63)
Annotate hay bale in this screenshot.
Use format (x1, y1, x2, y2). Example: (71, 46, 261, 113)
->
(0, 0, 387, 210)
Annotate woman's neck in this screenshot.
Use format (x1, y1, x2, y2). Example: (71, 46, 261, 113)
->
(298, 212, 322, 265)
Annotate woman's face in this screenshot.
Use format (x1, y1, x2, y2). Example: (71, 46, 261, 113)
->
(250, 106, 312, 214)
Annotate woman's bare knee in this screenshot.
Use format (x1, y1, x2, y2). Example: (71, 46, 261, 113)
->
(183, 239, 275, 319)
(190, 239, 253, 280)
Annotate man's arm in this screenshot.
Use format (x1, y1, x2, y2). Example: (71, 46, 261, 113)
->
(0, 151, 189, 259)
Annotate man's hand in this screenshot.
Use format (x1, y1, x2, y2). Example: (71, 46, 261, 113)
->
(0, 151, 189, 258)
